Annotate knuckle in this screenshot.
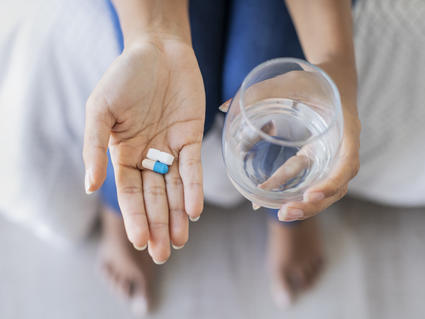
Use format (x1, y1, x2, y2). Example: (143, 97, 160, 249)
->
(187, 181, 202, 189)
(166, 176, 183, 189)
(120, 185, 143, 195)
(126, 210, 146, 217)
(144, 185, 166, 197)
(325, 179, 340, 196)
(182, 158, 201, 169)
(170, 209, 186, 217)
(149, 220, 168, 230)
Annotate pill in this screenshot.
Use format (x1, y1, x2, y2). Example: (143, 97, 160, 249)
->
(147, 148, 175, 166)
(147, 148, 162, 161)
(142, 159, 169, 174)
(159, 152, 174, 166)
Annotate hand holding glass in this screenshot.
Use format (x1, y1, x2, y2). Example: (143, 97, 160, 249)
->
(222, 58, 343, 209)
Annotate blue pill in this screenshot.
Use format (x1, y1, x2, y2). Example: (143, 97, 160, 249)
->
(153, 161, 169, 174)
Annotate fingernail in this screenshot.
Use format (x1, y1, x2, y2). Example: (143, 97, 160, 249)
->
(252, 203, 261, 210)
(172, 244, 185, 250)
(189, 215, 200, 222)
(279, 207, 304, 221)
(273, 289, 292, 309)
(153, 258, 167, 265)
(304, 192, 324, 202)
(85, 169, 93, 194)
(133, 243, 147, 251)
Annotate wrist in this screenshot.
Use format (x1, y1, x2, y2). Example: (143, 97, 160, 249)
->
(112, 0, 191, 48)
(317, 58, 358, 114)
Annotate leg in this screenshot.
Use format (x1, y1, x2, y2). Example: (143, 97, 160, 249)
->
(222, 0, 323, 307)
(99, 205, 154, 315)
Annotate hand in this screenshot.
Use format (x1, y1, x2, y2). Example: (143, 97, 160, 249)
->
(220, 65, 361, 221)
(83, 37, 205, 264)
(276, 63, 360, 221)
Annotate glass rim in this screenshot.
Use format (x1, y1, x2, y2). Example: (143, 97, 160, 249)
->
(238, 57, 342, 147)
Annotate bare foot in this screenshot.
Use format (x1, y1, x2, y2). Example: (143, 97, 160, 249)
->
(267, 217, 324, 308)
(99, 205, 155, 316)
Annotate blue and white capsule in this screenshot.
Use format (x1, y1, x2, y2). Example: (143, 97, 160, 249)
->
(142, 159, 169, 174)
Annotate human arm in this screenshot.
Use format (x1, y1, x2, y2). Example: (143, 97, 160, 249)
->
(83, 0, 205, 263)
(278, 0, 361, 220)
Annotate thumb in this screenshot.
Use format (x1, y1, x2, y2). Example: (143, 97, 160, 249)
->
(83, 94, 114, 194)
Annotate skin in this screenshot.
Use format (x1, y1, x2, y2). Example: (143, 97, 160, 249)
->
(281, 0, 361, 221)
(83, 0, 360, 262)
(83, 0, 204, 264)
(82, 0, 361, 311)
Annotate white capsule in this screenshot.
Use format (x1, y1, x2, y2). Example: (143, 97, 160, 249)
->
(146, 148, 174, 166)
(159, 152, 174, 166)
(147, 148, 162, 162)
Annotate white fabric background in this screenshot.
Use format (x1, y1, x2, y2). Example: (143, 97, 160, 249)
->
(0, 0, 118, 243)
(349, 0, 425, 205)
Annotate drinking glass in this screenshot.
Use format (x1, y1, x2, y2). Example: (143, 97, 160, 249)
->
(222, 58, 343, 209)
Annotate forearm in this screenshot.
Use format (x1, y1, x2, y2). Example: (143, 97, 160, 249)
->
(111, 0, 191, 47)
(285, 0, 358, 115)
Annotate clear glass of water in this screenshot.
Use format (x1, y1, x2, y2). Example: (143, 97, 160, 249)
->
(222, 58, 343, 209)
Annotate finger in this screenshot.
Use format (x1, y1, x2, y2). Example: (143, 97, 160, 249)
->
(114, 163, 150, 248)
(239, 120, 276, 152)
(252, 202, 261, 210)
(83, 94, 114, 194)
(219, 99, 231, 112)
(165, 162, 188, 249)
(142, 170, 170, 264)
(179, 143, 204, 220)
(304, 139, 359, 201)
(258, 155, 310, 191)
(278, 184, 348, 221)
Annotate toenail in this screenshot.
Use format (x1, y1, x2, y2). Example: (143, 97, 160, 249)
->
(189, 215, 200, 222)
(274, 290, 292, 309)
(133, 243, 147, 251)
(280, 207, 304, 221)
(131, 296, 149, 316)
(172, 244, 185, 250)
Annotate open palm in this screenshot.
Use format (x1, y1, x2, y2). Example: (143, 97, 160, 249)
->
(83, 39, 205, 263)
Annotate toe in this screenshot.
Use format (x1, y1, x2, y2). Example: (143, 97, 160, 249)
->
(129, 277, 150, 316)
(131, 294, 149, 316)
(122, 279, 133, 298)
(272, 287, 293, 309)
(287, 268, 309, 292)
(308, 256, 325, 286)
(270, 270, 295, 309)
